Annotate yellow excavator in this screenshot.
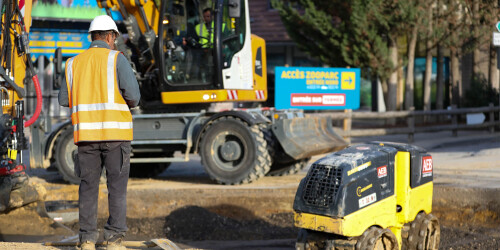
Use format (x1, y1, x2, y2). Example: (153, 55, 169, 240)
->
(42, 0, 347, 185)
(0, 0, 45, 212)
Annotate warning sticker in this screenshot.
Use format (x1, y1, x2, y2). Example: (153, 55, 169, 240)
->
(359, 193, 377, 208)
(422, 156, 433, 177)
(377, 165, 387, 178)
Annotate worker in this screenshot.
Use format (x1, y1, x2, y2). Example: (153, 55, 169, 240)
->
(58, 15, 140, 250)
(195, 8, 215, 48)
(192, 8, 222, 82)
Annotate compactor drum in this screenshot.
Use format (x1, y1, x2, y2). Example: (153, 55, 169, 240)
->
(293, 142, 440, 250)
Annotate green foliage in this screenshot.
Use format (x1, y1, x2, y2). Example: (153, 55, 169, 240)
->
(344, 0, 401, 82)
(360, 77, 372, 108)
(270, 0, 348, 67)
(462, 75, 500, 108)
(271, 0, 419, 82)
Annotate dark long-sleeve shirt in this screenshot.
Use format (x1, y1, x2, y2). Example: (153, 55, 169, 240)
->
(58, 40, 140, 108)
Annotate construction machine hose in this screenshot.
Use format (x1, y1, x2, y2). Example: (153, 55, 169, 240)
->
(12, 0, 42, 128)
(24, 74, 41, 127)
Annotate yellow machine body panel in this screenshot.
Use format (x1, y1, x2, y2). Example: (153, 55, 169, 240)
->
(294, 195, 398, 237)
(161, 88, 266, 104)
(99, 0, 159, 34)
(251, 34, 267, 101)
(123, 0, 159, 34)
(395, 151, 433, 225)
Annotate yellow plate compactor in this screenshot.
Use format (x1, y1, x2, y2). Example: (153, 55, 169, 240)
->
(293, 142, 440, 250)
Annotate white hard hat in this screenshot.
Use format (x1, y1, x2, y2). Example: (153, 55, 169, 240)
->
(89, 15, 119, 33)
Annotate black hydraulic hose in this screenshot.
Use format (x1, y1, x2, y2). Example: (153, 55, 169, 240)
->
(3, 0, 12, 72)
(115, 0, 130, 19)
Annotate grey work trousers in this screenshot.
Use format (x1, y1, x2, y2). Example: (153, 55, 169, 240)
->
(75, 141, 131, 243)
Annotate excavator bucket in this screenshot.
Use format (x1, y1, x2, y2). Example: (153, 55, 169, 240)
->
(0, 174, 46, 213)
(272, 117, 348, 160)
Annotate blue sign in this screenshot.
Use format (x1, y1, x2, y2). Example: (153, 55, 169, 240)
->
(275, 66, 360, 110)
(29, 30, 91, 60)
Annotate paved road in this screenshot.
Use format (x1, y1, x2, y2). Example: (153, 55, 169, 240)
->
(351, 130, 500, 189)
(163, 130, 500, 190)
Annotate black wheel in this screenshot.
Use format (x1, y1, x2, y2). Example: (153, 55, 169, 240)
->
(200, 116, 271, 184)
(52, 126, 80, 184)
(130, 152, 173, 178)
(267, 158, 310, 176)
(356, 227, 398, 250)
(404, 213, 440, 250)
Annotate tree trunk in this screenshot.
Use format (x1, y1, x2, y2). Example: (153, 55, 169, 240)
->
(490, 2, 500, 91)
(397, 55, 404, 110)
(379, 79, 388, 112)
(387, 36, 398, 111)
(436, 45, 444, 110)
(423, 16, 433, 112)
(405, 25, 418, 110)
(423, 48, 432, 111)
(489, 44, 498, 90)
(450, 46, 461, 106)
(472, 0, 481, 77)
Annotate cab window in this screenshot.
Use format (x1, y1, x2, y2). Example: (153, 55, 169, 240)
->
(162, 0, 215, 85)
(221, 0, 245, 69)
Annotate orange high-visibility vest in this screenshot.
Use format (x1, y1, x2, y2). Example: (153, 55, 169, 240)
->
(65, 48, 133, 143)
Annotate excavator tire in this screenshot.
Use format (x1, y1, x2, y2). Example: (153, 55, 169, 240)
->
(404, 212, 440, 250)
(52, 126, 80, 184)
(267, 158, 310, 176)
(356, 227, 398, 250)
(200, 116, 271, 185)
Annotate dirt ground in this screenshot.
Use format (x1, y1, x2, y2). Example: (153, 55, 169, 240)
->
(1, 207, 500, 249)
(1, 132, 500, 249)
(1, 182, 500, 249)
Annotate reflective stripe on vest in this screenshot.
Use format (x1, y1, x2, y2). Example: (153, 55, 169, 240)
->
(65, 57, 74, 106)
(75, 121, 133, 130)
(66, 48, 133, 143)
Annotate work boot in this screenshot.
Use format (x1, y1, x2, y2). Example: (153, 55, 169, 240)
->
(106, 237, 126, 250)
(79, 241, 96, 250)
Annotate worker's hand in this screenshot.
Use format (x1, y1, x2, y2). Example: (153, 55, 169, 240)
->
(182, 37, 187, 46)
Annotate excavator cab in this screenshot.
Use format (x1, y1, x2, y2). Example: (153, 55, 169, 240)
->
(97, 0, 264, 107)
(157, 0, 255, 103)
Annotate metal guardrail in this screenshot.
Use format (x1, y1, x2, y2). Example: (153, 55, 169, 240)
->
(307, 103, 500, 143)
